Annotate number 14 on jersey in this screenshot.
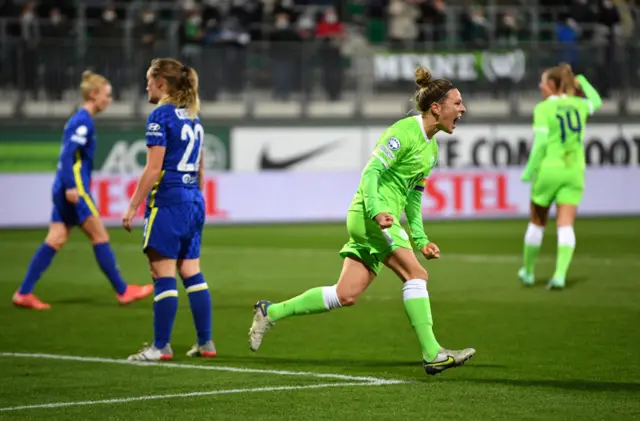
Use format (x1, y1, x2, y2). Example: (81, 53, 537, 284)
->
(555, 108, 582, 144)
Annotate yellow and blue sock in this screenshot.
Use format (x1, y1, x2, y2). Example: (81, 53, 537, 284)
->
(182, 273, 212, 345)
(18, 243, 57, 294)
(153, 277, 178, 349)
(93, 243, 127, 295)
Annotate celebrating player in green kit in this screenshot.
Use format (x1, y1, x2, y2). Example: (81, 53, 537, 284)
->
(518, 63, 602, 290)
(248, 67, 475, 376)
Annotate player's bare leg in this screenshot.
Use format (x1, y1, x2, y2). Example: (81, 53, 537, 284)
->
(519, 201, 550, 286)
(548, 204, 578, 290)
(129, 249, 177, 361)
(384, 248, 475, 375)
(179, 258, 216, 357)
(249, 256, 374, 352)
(13, 223, 70, 310)
(82, 215, 152, 303)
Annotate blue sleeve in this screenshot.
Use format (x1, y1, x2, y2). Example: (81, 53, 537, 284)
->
(146, 109, 168, 147)
(60, 122, 90, 189)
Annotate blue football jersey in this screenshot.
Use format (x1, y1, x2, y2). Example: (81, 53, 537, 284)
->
(145, 104, 204, 207)
(53, 108, 96, 196)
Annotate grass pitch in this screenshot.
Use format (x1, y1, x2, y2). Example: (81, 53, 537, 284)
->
(1, 218, 639, 420)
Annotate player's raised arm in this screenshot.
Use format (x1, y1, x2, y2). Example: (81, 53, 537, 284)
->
(521, 103, 549, 182)
(575, 74, 602, 115)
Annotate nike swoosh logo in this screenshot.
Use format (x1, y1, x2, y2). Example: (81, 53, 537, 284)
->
(425, 356, 455, 367)
(259, 140, 342, 170)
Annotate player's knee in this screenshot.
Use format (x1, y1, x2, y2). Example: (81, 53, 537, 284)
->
(407, 266, 429, 282)
(335, 286, 359, 307)
(337, 293, 357, 307)
(91, 231, 109, 244)
(396, 261, 429, 283)
(44, 233, 67, 251)
(83, 216, 109, 244)
(149, 265, 174, 280)
(178, 260, 201, 280)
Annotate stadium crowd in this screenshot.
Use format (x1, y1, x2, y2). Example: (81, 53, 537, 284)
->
(0, 0, 636, 102)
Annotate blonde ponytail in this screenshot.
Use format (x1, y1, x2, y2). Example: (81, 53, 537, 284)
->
(149, 58, 201, 119)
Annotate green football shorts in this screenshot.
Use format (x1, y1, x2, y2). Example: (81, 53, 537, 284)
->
(531, 167, 585, 207)
(339, 210, 412, 275)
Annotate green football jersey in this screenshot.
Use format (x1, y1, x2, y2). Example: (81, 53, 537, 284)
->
(532, 95, 593, 171)
(349, 115, 439, 218)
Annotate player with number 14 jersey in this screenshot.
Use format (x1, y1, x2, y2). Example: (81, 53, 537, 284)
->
(519, 64, 602, 289)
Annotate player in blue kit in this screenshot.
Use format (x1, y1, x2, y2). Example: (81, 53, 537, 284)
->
(123, 58, 215, 361)
(13, 71, 154, 310)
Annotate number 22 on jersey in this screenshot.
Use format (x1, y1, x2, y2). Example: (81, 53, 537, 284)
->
(178, 123, 204, 172)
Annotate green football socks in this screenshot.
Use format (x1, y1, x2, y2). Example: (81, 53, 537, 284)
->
(267, 286, 341, 322)
(403, 279, 440, 362)
(553, 226, 576, 283)
(523, 222, 545, 275)
(523, 244, 541, 275)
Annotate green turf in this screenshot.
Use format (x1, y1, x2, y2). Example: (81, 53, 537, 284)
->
(0, 143, 61, 172)
(1, 218, 639, 420)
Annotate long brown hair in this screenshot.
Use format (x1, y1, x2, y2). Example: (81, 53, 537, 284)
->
(414, 66, 455, 114)
(148, 58, 200, 118)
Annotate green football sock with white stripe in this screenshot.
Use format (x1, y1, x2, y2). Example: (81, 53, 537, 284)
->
(403, 279, 441, 362)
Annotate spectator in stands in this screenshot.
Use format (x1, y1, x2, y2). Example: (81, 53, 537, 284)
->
(387, 0, 420, 50)
(270, 12, 301, 101)
(459, 3, 488, 48)
(571, 0, 597, 41)
(417, 0, 446, 42)
(363, 0, 387, 44)
(316, 6, 345, 101)
(42, 7, 72, 100)
(271, 0, 297, 21)
(239, 0, 265, 41)
(202, 0, 223, 27)
(201, 1, 224, 101)
(496, 10, 519, 46)
(178, 7, 205, 71)
(134, 8, 159, 95)
(556, 13, 580, 69)
(219, 15, 250, 98)
(295, 9, 316, 96)
(17, 1, 39, 99)
(597, 0, 621, 98)
(94, 5, 122, 100)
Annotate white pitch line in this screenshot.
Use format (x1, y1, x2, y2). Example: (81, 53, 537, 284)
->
(0, 382, 376, 412)
(0, 352, 407, 385)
